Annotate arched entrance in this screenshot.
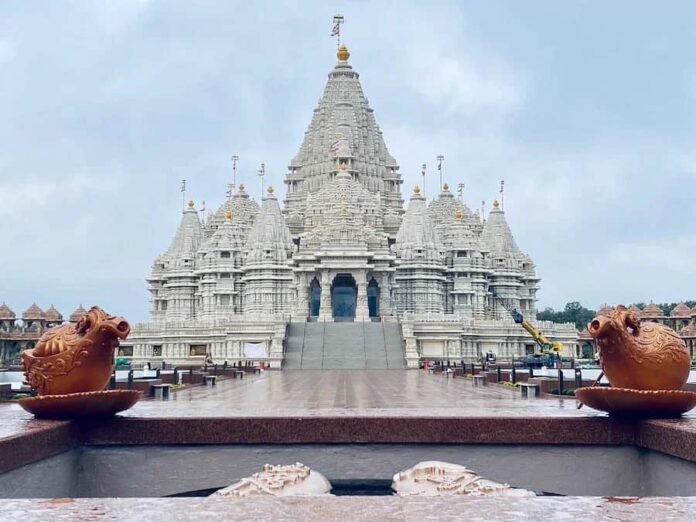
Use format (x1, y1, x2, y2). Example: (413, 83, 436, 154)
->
(368, 278, 380, 318)
(309, 277, 321, 317)
(331, 273, 357, 320)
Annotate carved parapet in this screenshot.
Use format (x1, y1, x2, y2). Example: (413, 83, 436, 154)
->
(213, 463, 332, 497)
(392, 461, 534, 497)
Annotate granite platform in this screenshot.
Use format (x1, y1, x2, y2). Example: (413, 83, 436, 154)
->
(3, 370, 696, 518)
(1, 496, 695, 521)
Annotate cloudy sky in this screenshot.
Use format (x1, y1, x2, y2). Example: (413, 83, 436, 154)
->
(0, 1, 694, 322)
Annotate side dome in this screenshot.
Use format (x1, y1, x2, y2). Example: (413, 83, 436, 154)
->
(0, 302, 16, 320)
(69, 305, 87, 323)
(671, 303, 692, 318)
(22, 303, 46, 321)
(45, 305, 64, 322)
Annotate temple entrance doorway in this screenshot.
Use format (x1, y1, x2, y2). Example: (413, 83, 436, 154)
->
(309, 277, 321, 317)
(331, 273, 357, 320)
(367, 278, 380, 318)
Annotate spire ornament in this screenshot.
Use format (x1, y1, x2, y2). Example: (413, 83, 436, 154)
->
(332, 13, 344, 50)
(337, 44, 350, 63)
(230, 154, 239, 195)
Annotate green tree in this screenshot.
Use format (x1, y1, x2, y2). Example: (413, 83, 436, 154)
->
(538, 302, 596, 330)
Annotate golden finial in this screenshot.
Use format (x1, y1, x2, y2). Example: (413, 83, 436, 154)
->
(339, 162, 348, 171)
(454, 209, 463, 221)
(443, 183, 449, 192)
(414, 185, 421, 194)
(493, 199, 500, 209)
(267, 186, 274, 194)
(337, 43, 350, 62)
(238, 183, 245, 191)
(187, 200, 195, 209)
(224, 210, 233, 221)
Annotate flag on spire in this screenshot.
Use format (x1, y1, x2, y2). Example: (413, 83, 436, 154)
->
(330, 22, 340, 36)
(180, 179, 186, 192)
(329, 139, 340, 153)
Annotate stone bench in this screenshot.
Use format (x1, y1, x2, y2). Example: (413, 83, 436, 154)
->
(0, 383, 12, 397)
(204, 375, 217, 386)
(519, 382, 540, 398)
(150, 383, 172, 399)
(472, 375, 486, 386)
(233, 370, 245, 379)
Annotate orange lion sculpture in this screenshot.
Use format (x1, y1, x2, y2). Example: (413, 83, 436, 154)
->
(21, 306, 130, 396)
(588, 305, 690, 391)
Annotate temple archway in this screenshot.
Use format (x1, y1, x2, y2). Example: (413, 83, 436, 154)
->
(309, 277, 321, 317)
(368, 278, 380, 318)
(331, 273, 356, 320)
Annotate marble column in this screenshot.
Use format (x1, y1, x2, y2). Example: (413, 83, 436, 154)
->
(379, 273, 391, 317)
(319, 271, 332, 320)
(355, 271, 368, 320)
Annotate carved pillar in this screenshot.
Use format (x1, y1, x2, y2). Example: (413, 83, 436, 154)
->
(355, 270, 368, 320)
(294, 273, 308, 318)
(319, 271, 332, 320)
(379, 273, 391, 317)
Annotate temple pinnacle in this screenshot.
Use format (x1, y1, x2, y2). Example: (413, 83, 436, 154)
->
(337, 43, 350, 63)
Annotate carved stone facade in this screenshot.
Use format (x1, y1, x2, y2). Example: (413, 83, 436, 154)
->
(122, 40, 579, 367)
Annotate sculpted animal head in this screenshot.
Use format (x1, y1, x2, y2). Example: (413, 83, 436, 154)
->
(588, 305, 640, 345)
(75, 306, 130, 346)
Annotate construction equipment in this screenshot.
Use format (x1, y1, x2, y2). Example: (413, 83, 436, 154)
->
(493, 296, 563, 355)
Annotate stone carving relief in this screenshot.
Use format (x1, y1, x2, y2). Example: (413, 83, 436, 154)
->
(392, 461, 535, 497)
(213, 463, 333, 497)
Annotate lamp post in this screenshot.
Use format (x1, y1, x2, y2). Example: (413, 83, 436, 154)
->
(458, 183, 465, 203)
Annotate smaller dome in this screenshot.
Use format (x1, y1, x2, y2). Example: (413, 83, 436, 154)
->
(442, 183, 449, 192)
(225, 210, 233, 221)
(22, 303, 46, 321)
(187, 200, 195, 209)
(454, 209, 463, 221)
(492, 200, 500, 209)
(0, 302, 16, 320)
(267, 186, 274, 194)
(597, 305, 613, 316)
(45, 305, 63, 322)
(413, 185, 421, 194)
(643, 303, 664, 317)
(671, 303, 692, 318)
(69, 305, 87, 323)
(238, 184, 245, 192)
(628, 305, 643, 317)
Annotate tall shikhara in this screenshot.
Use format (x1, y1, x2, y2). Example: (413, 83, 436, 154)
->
(284, 44, 404, 238)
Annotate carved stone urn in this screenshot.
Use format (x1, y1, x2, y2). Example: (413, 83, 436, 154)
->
(588, 305, 690, 391)
(21, 306, 130, 396)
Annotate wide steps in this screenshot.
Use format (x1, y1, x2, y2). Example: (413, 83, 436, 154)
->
(283, 321, 405, 370)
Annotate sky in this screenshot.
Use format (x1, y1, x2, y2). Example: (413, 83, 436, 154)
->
(0, 1, 694, 322)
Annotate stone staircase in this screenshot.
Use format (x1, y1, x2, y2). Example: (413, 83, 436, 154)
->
(283, 321, 405, 370)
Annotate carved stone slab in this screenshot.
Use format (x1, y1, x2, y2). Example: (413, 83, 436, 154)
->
(212, 463, 333, 497)
(392, 461, 535, 497)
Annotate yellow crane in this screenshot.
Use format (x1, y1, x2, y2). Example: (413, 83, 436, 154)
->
(494, 297, 563, 355)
